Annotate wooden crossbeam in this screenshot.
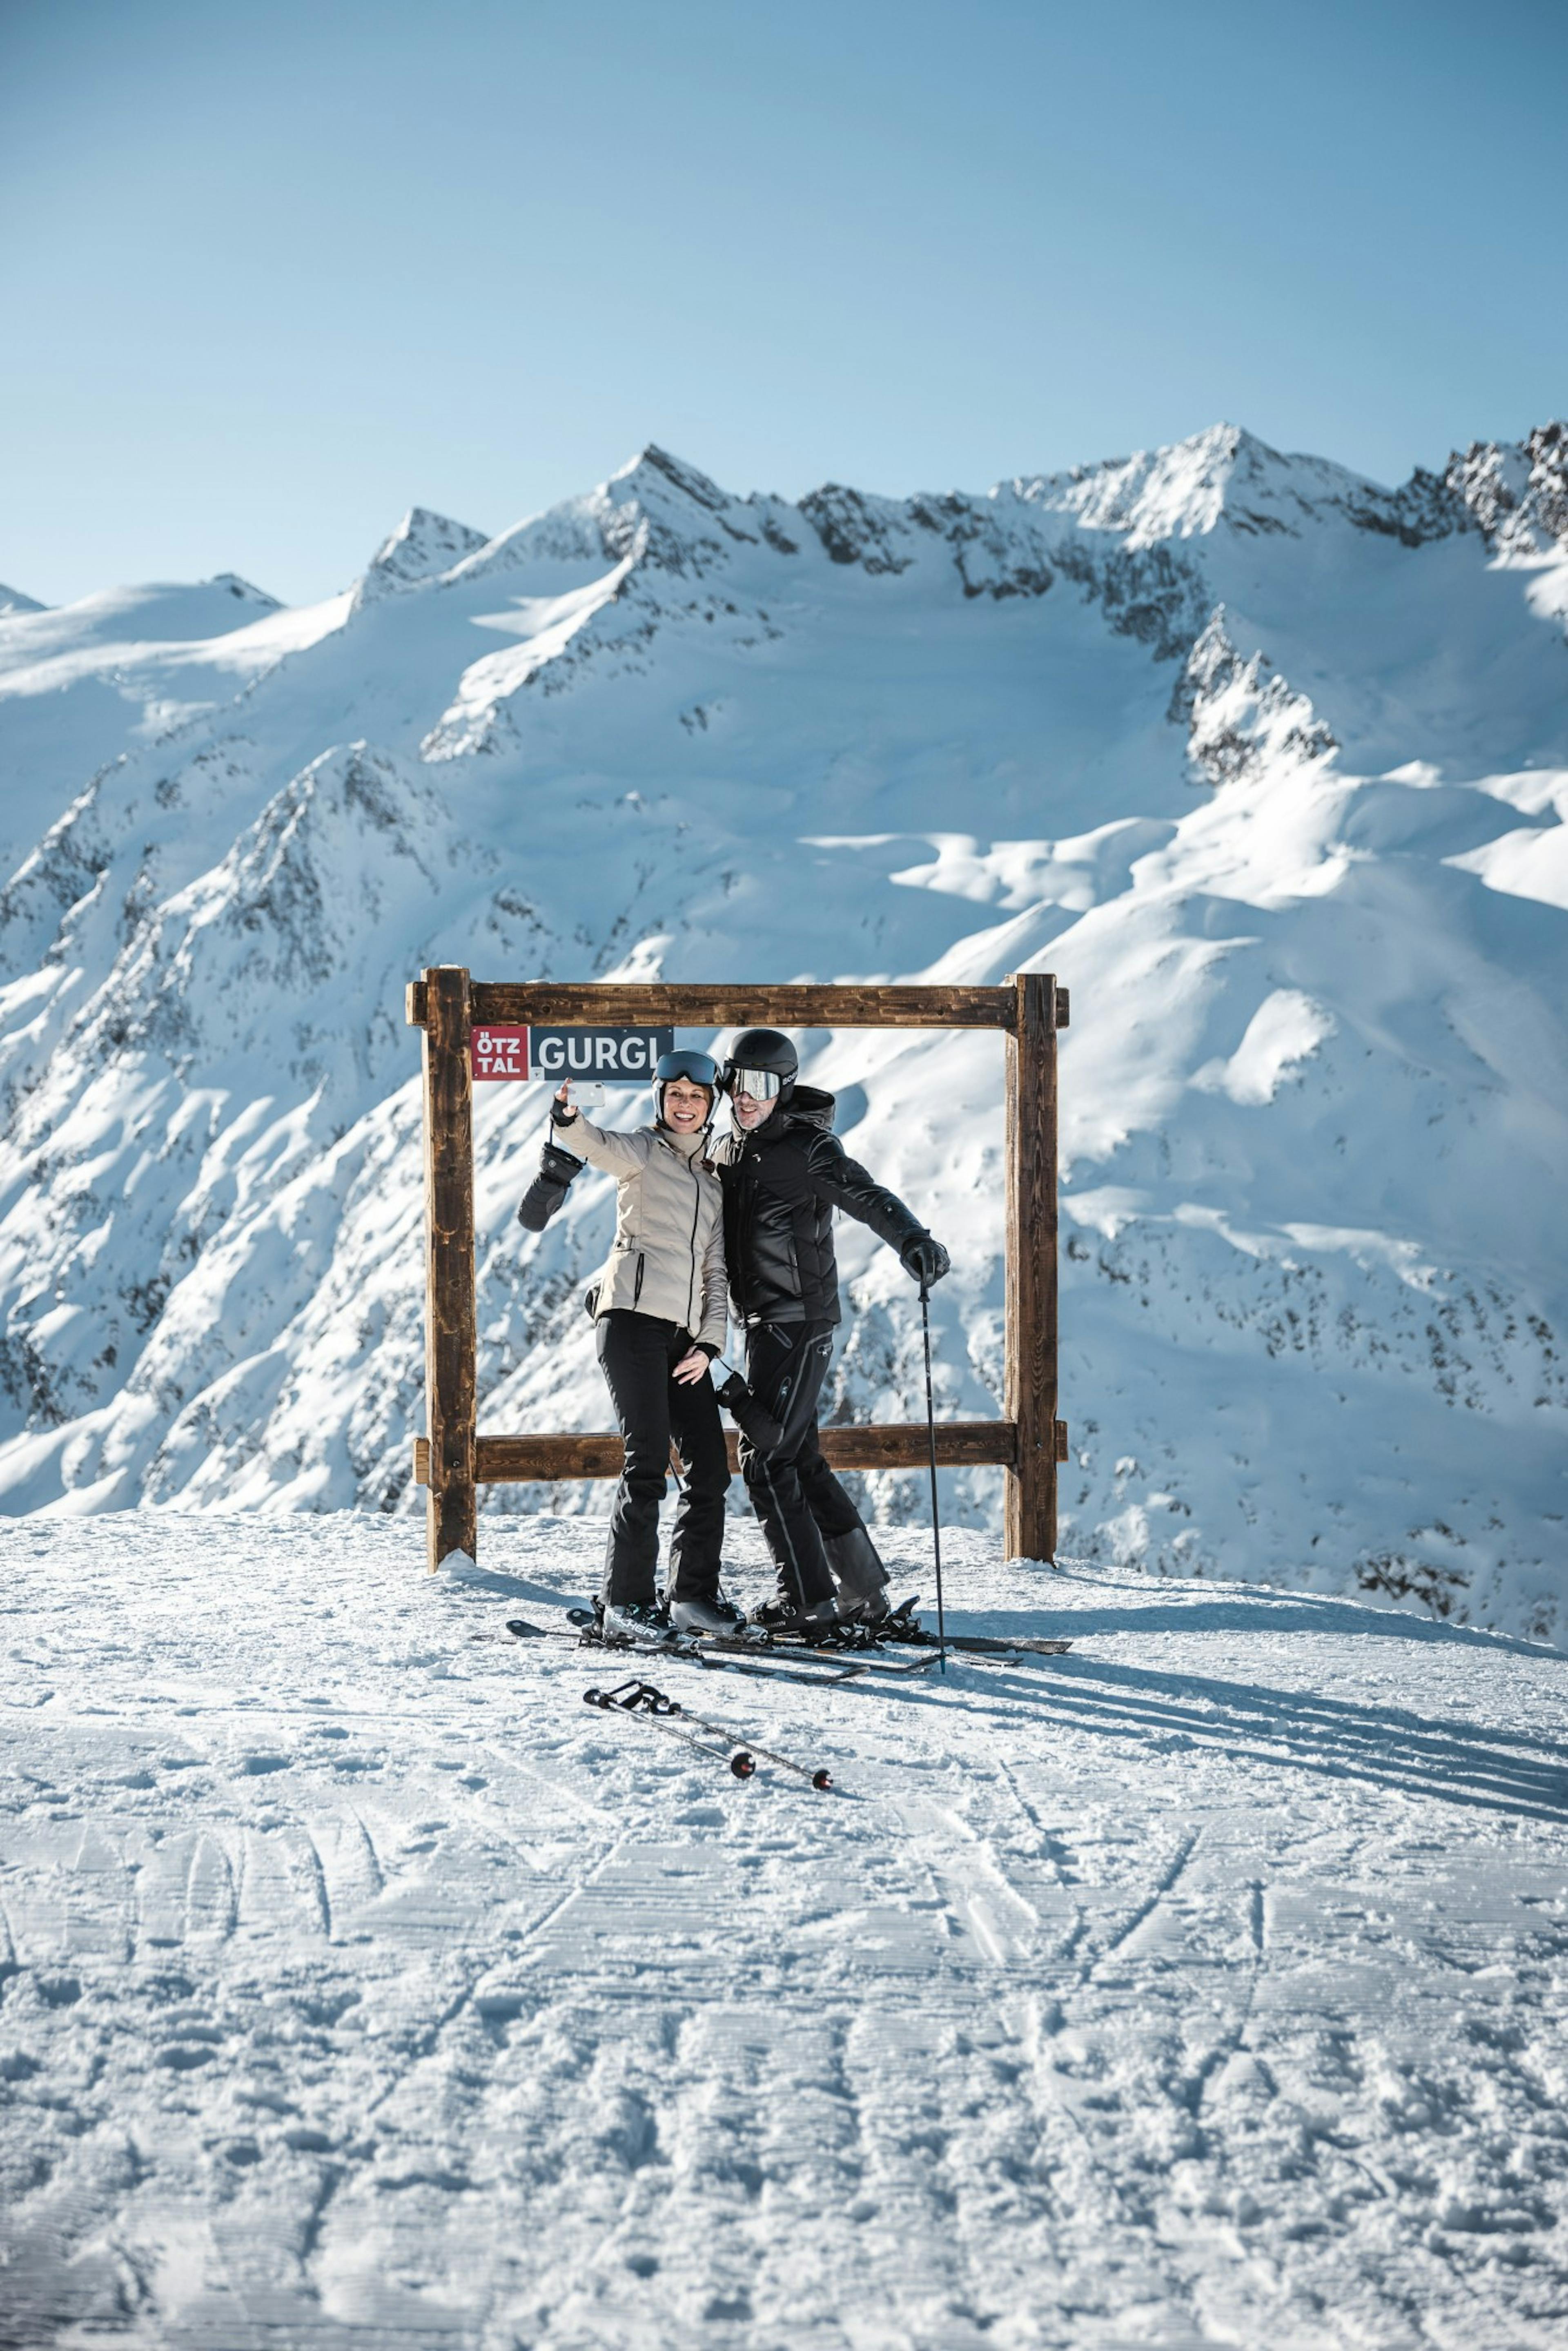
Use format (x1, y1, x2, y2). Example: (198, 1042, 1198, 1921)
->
(413, 1421, 1069, 1485)
(478, 1420, 1018, 1482)
(463, 981, 1020, 1030)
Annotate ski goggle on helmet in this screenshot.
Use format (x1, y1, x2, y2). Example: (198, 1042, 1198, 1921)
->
(726, 1066, 784, 1101)
(719, 1028, 799, 1104)
(653, 1049, 718, 1122)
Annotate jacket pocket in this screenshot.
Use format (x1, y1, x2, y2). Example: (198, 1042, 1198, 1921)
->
(633, 1252, 645, 1306)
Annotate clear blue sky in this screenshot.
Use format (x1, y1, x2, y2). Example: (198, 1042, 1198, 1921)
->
(2, 0, 1564, 607)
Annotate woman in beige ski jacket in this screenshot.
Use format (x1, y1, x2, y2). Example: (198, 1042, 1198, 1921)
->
(549, 1050, 735, 1642)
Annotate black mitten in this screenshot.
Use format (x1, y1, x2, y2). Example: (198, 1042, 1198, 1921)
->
(517, 1140, 584, 1233)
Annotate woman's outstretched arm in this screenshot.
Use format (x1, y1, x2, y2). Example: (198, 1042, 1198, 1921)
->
(549, 1083, 648, 1177)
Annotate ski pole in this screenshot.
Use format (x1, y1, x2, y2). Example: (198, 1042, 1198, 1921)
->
(919, 1282, 947, 1676)
(668, 1699, 833, 1789)
(582, 1678, 833, 1786)
(584, 1680, 757, 1778)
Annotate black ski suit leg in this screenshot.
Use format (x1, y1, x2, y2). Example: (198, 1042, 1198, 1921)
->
(788, 1366, 889, 1609)
(796, 1443, 864, 1543)
(739, 1322, 839, 1609)
(665, 1361, 731, 1603)
(595, 1311, 677, 1606)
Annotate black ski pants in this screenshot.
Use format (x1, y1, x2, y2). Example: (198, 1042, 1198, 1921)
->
(739, 1320, 864, 1609)
(595, 1310, 730, 1605)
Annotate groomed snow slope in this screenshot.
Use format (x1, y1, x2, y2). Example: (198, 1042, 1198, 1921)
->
(1, 426, 1567, 1638)
(2, 1517, 1566, 2348)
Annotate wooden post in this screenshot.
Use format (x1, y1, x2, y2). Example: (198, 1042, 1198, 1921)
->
(416, 965, 477, 1571)
(1004, 970, 1059, 1561)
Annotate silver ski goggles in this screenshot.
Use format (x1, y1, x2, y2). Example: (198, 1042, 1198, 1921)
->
(727, 1066, 784, 1101)
(654, 1050, 718, 1087)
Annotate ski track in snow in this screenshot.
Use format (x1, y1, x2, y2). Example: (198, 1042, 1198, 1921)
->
(3, 1514, 1566, 2349)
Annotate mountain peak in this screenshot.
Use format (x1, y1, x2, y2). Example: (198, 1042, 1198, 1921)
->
(608, 445, 732, 514)
(205, 573, 280, 608)
(1443, 421, 1568, 555)
(356, 506, 491, 604)
(0, 583, 47, 617)
(1012, 421, 1390, 547)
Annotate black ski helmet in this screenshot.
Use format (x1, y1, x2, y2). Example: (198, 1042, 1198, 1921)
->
(720, 1027, 798, 1108)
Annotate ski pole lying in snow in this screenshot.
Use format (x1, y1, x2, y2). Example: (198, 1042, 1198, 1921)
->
(919, 1282, 948, 1677)
(582, 1679, 833, 1789)
(665, 1696, 834, 1790)
(585, 1678, 755, 1777)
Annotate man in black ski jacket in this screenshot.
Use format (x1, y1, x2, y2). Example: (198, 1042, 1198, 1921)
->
(710, 1027, 949, 1629)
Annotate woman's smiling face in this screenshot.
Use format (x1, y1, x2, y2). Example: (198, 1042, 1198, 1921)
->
(662, 1075, 712, 1132)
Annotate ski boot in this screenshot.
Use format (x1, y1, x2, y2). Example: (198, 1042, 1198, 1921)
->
(666, 1591, 751, 1638)
(600, 1599, 692, 1651)
(823, 1525, 892, 1623)
(747, 1592, 847, 1644)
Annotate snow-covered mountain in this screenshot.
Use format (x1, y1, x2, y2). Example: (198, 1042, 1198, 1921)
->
(2, 421, 1566, 1639)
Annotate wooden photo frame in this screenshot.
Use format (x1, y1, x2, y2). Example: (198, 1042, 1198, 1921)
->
(406, 972, 1068, 1569)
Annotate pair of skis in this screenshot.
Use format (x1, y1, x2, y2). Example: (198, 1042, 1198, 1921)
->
(500, 1611, 1071, 1676)
(583, 1677, 834, 1789)
(758, 1596, 1075, 1660)
(503, 1613, 934, 1685)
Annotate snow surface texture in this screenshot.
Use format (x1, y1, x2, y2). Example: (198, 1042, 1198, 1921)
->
(2, 1515, 1567, 2349)
(2, 423, 1567, 1638)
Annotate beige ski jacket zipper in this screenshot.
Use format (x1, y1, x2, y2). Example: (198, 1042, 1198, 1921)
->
(556, 1113, 727, 1353)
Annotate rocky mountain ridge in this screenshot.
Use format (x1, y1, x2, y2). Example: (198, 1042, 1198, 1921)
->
(1, 419, 1565, 1638)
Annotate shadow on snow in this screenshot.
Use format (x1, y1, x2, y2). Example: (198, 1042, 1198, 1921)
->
(954, 1651, 1568, 1823)
(982, 1585, 1557, 1658)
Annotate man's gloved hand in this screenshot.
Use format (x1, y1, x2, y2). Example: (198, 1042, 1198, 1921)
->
(900, 1234, 950, 1290)
(712, 1368, 785, 1452)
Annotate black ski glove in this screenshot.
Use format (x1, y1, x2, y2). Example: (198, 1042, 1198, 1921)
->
(713, 1368, 786, 1453)
(517, 1139, 583, 1232)
(900, 1233, 950, 1290)
(549, 1096, 579, 1129)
